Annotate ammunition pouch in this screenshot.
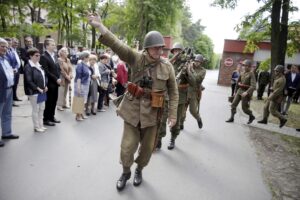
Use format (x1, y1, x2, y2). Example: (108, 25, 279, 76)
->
(151, 92, 164, 108)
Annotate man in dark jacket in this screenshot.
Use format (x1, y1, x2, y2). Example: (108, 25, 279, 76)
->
(40, 38, 61, 126)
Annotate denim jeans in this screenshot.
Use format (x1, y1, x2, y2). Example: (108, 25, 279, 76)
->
(0, 88, 13, 136)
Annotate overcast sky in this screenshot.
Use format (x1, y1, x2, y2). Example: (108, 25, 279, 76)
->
(187, 0, 300, 54)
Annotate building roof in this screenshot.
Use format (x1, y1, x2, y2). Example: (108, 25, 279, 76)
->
(223, 39, 272, 53)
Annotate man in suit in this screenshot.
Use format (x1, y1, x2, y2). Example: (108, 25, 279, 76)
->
(40, 38, 61, 126)
(0, 38, 19, 147)
(19, 36, 34, 67)
(10, 38, 22, 102)
(281, 64, 300, 115)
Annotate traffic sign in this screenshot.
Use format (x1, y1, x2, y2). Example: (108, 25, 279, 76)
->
(224, 57, 234, 67)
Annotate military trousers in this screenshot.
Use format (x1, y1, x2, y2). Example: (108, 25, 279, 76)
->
(157, 100, 169, 139)
(263, 100, 285, 120)
(120, 121, 157, 169)
(231, 94, 253, 116)
(170, 103, 185, 139)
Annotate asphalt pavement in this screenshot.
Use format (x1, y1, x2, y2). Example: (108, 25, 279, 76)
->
(0, 70, 272, 200)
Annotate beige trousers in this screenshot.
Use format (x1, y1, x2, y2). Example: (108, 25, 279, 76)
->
(28, 95, 45, 129)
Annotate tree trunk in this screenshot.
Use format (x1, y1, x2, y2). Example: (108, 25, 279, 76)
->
(278, 0, 289, 65)
(270, 0, 281, 82)
(0, 15, 7, 32)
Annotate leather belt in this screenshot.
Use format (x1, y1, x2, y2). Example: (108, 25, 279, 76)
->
(178, 84, 189, 89)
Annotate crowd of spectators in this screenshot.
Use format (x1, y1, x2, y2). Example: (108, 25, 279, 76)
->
(0, 36, 128, 147)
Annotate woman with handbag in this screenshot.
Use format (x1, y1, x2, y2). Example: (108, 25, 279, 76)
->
(73, 51, 91, 121)
(86, 54, 100, 115)
(97, 53, 111, 112)
(23, 48, 48, 132)
(57, 47, 73, 111)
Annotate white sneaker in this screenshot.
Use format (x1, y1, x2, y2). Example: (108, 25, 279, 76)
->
(57, 106, 64, 111)
(41, 127, 47, 130)
(34, 128, 45, 133)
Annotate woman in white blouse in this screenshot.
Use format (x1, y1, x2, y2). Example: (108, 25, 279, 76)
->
(24, 48, 48, 132)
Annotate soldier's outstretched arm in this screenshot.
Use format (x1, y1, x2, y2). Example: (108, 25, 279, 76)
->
(87, 13, 137, 66)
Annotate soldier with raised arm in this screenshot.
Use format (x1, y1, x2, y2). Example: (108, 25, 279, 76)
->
(88, 13, 178, 191)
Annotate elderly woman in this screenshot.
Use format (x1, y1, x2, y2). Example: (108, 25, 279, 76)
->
(74, 51, 91, 121)
(97, 53, 112, 112)
(24, 48, 48, 132)
(86, 54, 100, 115)
(57, 47, 73, 111)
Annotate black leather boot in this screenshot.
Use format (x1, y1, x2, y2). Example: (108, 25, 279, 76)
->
(133, 168, 143, 186)
(116, 172, 131, 191)
(279, 118, 287, 128)
(156, 139, 162, 150)
(247, 115, 255, 124)
(167, 138, 175, 150)
(197, 118, 203, 129)
(180, 124, 184, 130)
(226, 117, 234, 123)
(257, 119, 267, 124)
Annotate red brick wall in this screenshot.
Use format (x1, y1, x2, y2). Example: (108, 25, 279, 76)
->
(218, 52, 253, 86)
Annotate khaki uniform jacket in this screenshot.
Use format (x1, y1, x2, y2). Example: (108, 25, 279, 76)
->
(187, 63, 206, 98)
(99, 30, 178, 128)
(235, 71, 256, 96)
(268, 75, 286, 103)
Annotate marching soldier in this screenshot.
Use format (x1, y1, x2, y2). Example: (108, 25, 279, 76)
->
(226, 59, 256, 124)
(181, 54, 206, 132)
(88, 14, 178, 191)
(156, 43, 185, 150)
(257, 65, 287, 128)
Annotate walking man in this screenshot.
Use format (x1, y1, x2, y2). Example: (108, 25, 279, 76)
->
(258, 65, 287, 128)
(88, 13, 178, 191)
(226, 59, 256, 124)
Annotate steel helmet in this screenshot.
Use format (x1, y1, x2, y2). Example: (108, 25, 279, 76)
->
(143, 31, 165, 49)
(274, 65, 285, 73)
(194, 54, 204, 62)
(170, 43, 184, 54)
(242, 59, 252, 67)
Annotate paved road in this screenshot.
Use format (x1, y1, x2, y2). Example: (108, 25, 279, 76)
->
(0, 70, 271, 200)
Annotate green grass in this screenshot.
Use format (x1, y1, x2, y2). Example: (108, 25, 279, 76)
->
(251, 97, 300, 129)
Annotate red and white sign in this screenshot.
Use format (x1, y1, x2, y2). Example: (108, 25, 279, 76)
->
(224, 57, 234, 67)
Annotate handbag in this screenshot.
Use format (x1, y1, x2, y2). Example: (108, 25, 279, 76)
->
(72, 96, 84, 114)
(100, 81, 109, 90)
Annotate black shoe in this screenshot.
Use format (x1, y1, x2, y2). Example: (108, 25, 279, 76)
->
(44, 120, 55, 126)
(296, 129, 300, 132)
(279, 118, 287, 128)
(2, 134, 19, 139)
(167, 139, 175, 150)
(156, 139, 162, 150)
(257, 119, 267, 124)
(247, 115, 255, 124)
(133, 169, 143, 186)
(0, 140, 5, 147)
(116, 172, 131, 191)
(226, 117, 234, 123)
(86, 112, 90, 116)
(197, 119, 203, 129)
(91, 111, 97, 115)
(50, 118, 61, 123)
(180, 124, 184, 130)
(13, 104, 19, 107)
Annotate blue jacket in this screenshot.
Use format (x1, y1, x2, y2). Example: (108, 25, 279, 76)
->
(75, 62, 90, 85)
(0, 61, 9, 103)
(6, 48, 18, 69)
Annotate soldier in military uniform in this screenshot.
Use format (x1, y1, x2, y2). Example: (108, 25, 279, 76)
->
(156, 43, 184, 150)
(257, 65, 287, 128)
(226, 59, 256, 124)
(180, 54, 206, 132)
(88, 14, 178, 191)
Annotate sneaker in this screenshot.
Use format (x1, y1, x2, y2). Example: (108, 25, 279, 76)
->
(57, 107, 64, 111)
(98, 109, 106, 112)
(41, 127, 47, 130)
(34, 128, 45, 133)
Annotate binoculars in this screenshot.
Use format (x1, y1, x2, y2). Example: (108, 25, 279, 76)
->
(139, 76, 153, 89)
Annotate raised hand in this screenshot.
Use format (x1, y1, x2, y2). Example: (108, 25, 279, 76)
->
(87, 12, 102, 28)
